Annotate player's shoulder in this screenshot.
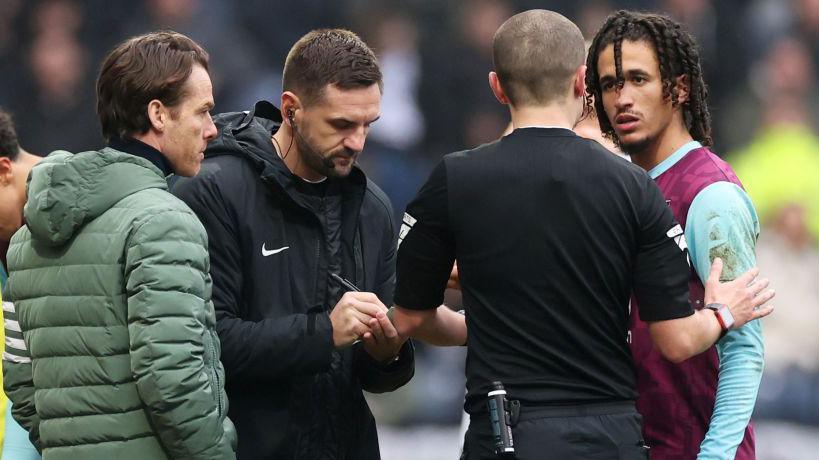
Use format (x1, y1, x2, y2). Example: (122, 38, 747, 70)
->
(700, 146, 741, 177)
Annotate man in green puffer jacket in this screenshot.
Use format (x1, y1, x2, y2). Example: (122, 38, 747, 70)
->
(2, 31, 235, 459)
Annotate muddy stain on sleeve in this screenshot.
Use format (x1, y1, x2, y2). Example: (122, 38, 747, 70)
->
(707, 208, 755, 281)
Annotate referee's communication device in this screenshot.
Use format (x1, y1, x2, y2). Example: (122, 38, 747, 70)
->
(487, 381, 515, 457)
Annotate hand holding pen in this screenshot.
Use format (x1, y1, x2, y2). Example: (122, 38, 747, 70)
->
(329, 274, 364, 347)
(328, 273, 385, 348)
(329, 274, 405, 362)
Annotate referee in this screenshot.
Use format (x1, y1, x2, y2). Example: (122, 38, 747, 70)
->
(389, 10, 774, 459)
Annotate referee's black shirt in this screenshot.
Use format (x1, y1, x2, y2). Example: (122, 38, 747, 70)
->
(395, 127, 692, 414)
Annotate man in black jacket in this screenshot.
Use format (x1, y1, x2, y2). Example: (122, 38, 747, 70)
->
(173, 29, 414, 460)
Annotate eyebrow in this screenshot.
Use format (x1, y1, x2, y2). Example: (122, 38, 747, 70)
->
(599, 68, 651, 84)
(599, 74, 616, 84)
(624, 69, 650, 78)
(330, 115, 381, 125)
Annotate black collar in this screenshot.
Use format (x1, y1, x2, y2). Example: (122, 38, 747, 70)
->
(108, 137, 174, 177)
(0, 238, 9, 273)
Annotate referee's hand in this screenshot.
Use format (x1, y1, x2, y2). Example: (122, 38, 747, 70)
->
(447, 262, 461, 290)
(361, 310, 406, 364)
(704, 257, 775, 328)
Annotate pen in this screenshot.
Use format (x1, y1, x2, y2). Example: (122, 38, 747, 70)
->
(330, 273, 359, 292)
(330, 273, 363, 346)
(331, 273, 398, 327)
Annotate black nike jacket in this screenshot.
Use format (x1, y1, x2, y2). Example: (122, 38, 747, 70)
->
(173, 101, 415, 460)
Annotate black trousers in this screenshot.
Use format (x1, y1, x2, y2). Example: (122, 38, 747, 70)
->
(461, 402, 650, 460)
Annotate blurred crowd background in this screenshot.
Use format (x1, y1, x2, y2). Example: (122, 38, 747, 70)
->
(1, 0, 818, 458)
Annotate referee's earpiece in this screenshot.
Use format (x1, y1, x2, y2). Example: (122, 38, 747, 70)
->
(287, 109, 295, 127)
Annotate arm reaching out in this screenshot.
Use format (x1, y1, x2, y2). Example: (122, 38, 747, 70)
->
(649, 258, 773, 363)
(391, 304, 467, 346)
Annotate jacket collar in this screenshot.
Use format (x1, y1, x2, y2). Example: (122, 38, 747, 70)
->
(221, 101, 368, 213)
(108, 137, 174, 177)
(0, 239, 8, 274)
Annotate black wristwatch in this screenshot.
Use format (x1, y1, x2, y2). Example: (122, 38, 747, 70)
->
(706, 303, 735, 336)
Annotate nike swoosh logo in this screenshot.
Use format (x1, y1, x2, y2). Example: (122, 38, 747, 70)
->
(261, 243, 289, 257)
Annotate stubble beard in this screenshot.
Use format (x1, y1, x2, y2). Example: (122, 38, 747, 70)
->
(618, 134, 653, 158)
(295, 128, 357, 179)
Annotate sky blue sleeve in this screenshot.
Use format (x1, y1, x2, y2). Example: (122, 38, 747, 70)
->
(2, 403, 41, 460)
(685, 181, 764, 460)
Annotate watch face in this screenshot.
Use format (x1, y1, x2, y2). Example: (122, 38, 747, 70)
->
(718, 305, 735, 330)
(706, 303, 734, 331)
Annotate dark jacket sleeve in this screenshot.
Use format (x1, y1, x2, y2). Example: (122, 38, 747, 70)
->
(173, 170, 334, 381)
(354, 191, 415, 393)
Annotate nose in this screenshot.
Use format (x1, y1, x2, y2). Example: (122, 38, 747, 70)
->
(344, 127, 366, 153)
(204, 113, 217, 142)
(614, 84, 633, 111)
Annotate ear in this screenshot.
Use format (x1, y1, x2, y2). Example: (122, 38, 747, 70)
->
(146, 99, 167, 132)
(573, 65, 588, 98)
(280, 91, 301, 127)
(675, 74, 690, 105)
(488, 71, 511, 106)
(0, 156, 12, 186)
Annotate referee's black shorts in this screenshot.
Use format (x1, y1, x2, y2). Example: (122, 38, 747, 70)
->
(461, 401, 650, 460)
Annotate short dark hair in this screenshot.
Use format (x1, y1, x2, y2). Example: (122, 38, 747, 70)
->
(586, 10, 712, 147)
(96, 30, 209, 141)
(0, 108, 20, 160)
(493, 10, 586, 107)
(282, 29, 382, 106)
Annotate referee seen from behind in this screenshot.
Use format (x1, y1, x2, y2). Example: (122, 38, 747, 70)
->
(389, 10, 775, 459)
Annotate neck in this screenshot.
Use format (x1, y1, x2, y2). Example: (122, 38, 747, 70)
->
(630, 116, 694, 171)
(272, 126, 324, 182)
(16, 150, 41, 171)
(12, 149, 41, 200)
(509, 98, 582, 131)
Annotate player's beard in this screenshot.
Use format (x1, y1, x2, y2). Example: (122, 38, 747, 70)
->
(618, 135, 653, 158)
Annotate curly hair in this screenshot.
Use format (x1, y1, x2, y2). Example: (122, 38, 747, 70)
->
(585, 10, 712, 147)
(0, 108, 20, 160)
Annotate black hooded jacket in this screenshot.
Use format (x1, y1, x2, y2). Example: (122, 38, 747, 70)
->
(173, 101, 414, 460)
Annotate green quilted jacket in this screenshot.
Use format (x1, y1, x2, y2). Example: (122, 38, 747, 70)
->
(2, 148, 236, 459)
